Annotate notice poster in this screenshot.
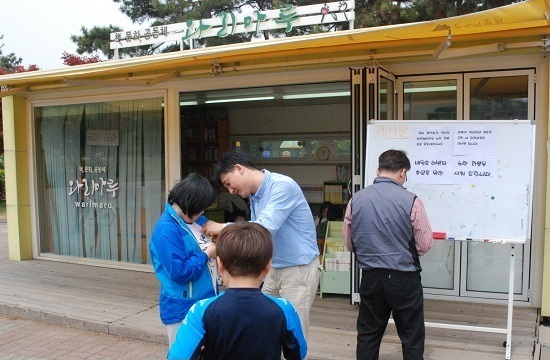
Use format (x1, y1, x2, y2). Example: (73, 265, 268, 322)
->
(412, 126, 453, 156)
(452, 155, 496, 185)
(409, 156, 453, 184)
(454, 125, 497, 155)
(409, 124, 498, 185)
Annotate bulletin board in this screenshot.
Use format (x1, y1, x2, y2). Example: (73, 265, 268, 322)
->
(365, 120, 535, 241)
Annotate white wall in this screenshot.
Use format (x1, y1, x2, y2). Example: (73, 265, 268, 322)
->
(228, 102, 350, 201)
(229, 103, 349, 134)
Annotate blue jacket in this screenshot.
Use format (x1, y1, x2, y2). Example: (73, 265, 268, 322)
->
(150, 203, 216, 325)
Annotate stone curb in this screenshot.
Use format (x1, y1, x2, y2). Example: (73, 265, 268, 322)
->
(0, 303, 165, 344)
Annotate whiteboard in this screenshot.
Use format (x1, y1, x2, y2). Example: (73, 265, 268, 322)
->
(365, 120, 535, 241)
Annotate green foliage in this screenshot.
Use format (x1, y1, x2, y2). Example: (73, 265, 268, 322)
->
(0, 33, 40, 74)
(74, 0, 518, 59)
(71, 26, 123, 60)
(0, 53, 23, 72)
(354, 0, 517, 28)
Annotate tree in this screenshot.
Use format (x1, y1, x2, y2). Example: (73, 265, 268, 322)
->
(0, 35, 40, 75)
(353, 0, 517, 28)
(0, 33, 41, 157)
(71, 0, 518, 60)
(61, 52, 103, 66)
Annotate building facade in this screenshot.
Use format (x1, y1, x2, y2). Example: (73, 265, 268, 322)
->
(1, 0, 550, 315)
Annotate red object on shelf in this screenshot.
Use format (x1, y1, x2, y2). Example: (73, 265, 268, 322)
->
(432, 232, 446, 239)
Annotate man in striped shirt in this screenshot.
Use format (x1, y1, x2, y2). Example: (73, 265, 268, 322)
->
(343, 149, 434, 360)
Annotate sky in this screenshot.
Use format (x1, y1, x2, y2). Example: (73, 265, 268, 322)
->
(0, 0, 136, 70)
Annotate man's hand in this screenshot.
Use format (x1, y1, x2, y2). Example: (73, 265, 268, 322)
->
(202, 221, 225, 241)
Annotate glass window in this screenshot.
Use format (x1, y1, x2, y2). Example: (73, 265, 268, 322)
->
(420, 242, 456, 290)
(179, 82, 351, 167)
(469, 75, 528, 120)
(403, 79, 458, 120)
(466, 243, 523, 294)
(379, 75, 395, 120)
(34, 98, 165, 264)
(231, 136, 350, 162)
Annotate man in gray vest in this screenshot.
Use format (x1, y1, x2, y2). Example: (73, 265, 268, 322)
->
(343, 149, 434, 360)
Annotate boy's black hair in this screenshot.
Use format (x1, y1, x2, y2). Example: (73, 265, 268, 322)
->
(319, 201, 332, 217)
(327, 204, 343, 221)
(167, 173, 216, 217)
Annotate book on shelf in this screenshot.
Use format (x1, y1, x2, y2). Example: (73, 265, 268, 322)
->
(323, 183, 347, 204)
(324, 251, 351, 271)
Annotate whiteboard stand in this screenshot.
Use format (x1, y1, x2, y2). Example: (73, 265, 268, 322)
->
(505, 242, 516, 360)
(363, 120, 534, 359)
(387, 239, 522, 360)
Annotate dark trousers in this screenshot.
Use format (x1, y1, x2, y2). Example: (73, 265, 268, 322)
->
(357, 268, 425, 360)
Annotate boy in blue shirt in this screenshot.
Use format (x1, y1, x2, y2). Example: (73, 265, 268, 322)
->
(168, 222, 307, 360)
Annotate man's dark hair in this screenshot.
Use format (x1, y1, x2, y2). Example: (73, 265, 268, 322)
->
(378, 149, 411, 172)
(217, 222, 272, 277)
(213, 152, 257, 186)
(167, 173, 216, 217)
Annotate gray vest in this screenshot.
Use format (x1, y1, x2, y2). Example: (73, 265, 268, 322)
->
(351, 177, 421, 272)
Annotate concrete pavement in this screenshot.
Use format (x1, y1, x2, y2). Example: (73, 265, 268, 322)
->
(0, 312, 167, 359)
(0, 220, 539, 359)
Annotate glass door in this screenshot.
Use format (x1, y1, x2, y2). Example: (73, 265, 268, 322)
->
(460, 70, 534, 301)
(377, 69, 395, 120)
(349, 66, 397, 304)
(396, 74, 462, 296)
(395, 70, 535, 301)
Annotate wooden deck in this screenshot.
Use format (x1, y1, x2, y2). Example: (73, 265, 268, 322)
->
(0, 223, 538, 359)
(311, 294, 537, 359)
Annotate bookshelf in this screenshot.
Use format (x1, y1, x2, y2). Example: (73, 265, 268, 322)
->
(181, 107, 229, 180)
(323, 181, 349, 205)
(320, 221, 351, 298)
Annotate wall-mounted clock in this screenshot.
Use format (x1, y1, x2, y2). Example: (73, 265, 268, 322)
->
(316, 146, 331, 161)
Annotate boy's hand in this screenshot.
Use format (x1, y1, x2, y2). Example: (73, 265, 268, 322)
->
(204, 243, 217, 259)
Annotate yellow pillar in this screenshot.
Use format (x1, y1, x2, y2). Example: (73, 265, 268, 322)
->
(2, 95, 32, 260)
(543, 59, 550, 316)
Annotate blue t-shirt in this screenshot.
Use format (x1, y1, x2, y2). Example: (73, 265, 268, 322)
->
(168, 288, 307, 360)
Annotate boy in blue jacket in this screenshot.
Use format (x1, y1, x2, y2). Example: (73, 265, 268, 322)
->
(150, 173, 218, 347)
(168, 222, 307, 360)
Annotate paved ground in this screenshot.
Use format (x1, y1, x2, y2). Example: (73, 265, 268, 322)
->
(0, 312, 167, 360)
(0, 218, 539, 359)
(0, 216, 168, 360)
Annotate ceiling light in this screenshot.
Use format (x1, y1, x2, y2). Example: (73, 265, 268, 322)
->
(205, 96, 275, 104)
(404, 86, 456, 93)
(180, 101, 198, 106)
(282, 91, 350, 100)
